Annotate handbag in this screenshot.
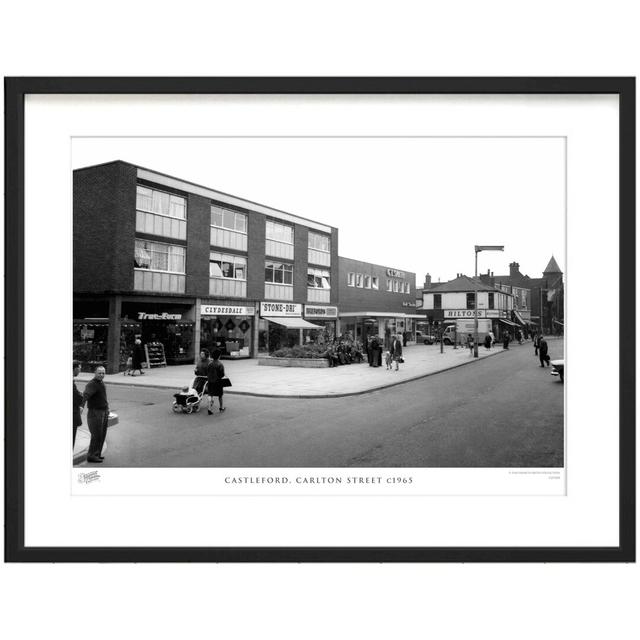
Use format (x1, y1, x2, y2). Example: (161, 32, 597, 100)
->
(221, 376, 232, 388)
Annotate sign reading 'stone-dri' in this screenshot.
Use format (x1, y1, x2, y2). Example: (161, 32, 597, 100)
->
(260, 302, 303, 317)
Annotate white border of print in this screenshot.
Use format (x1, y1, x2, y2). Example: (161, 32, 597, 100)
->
(24, 94, 618, 548)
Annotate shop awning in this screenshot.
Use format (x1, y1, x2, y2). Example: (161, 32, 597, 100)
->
(512, 310, 530, 325)
(499, 319, 519, 327)
(264, 316, 324, 329)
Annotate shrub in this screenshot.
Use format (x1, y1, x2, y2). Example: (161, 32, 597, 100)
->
(271, 344, 328, 359)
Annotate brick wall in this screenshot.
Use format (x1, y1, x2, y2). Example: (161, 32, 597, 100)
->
(185, 192, 211, 296)
(293, 224, 309, 302)
(73, 161, 136, 292)
(246, 210, 267, 299)
(338, 257, 416, 314)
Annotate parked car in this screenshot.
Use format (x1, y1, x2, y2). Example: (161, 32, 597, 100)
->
(416, 331, 437, 345)
(550, 359, 564, 382)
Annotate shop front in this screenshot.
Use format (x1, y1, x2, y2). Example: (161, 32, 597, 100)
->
(258, 302, 324, 353)
(339, 312, 422, 349)
(199, 303, 255, 358)
(120, 301, 195, 367)
(303, 305, 338, 344)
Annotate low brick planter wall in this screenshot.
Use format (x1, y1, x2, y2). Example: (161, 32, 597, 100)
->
(258, 356, 329, 368)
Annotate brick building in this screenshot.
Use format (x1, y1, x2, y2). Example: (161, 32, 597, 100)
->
(337, 257, 421, 348)
(74, 161, 339, 372)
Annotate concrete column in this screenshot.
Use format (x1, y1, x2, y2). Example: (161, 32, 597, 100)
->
(107, 294, 122, 374)
(193, 298, 202, 360)
(254, 310, 260, 356)
(299, 328, 303, 346)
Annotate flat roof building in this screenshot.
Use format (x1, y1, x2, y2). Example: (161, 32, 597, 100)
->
(74, 161, 339, 372)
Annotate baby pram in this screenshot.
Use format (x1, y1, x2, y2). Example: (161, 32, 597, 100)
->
(172, 376, 208, 414)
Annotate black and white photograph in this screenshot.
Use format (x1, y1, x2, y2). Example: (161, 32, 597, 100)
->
(6, 78, 633, 562)
(72, 137, 566, 472)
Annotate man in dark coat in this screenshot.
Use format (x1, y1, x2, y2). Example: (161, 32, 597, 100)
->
(538, 336, 550, 367)
(83, 366, 109, 463)
(390, 334, 403, 371)
(73, 360, 84, 448)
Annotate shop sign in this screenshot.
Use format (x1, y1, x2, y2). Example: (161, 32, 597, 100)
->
(137, 312, 182, 320)
(304, 305, 338, 318)
(444, 309, 489, 319)
(201, 305, 255, 316)
(485, 310, 500, 318)
(402, 301, 416, 307)
(386, 268, 406, 278)
(260, 302, 303, 317)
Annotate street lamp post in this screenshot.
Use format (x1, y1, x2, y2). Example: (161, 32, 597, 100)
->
(474, 245, 504, 358)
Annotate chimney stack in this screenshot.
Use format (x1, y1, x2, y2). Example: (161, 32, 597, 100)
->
(509, 262, 520, 277)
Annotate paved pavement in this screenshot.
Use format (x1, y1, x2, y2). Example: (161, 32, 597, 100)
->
(73, 338, 562, 464)
(74, 337, 564, 468)
(76, 341, 514, 398)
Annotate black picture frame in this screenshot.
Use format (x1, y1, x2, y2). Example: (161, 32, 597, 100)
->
(4, 77, 635, 562)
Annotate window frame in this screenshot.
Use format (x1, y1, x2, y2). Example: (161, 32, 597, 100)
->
(265, 261, 294, 285)
(265, 220, 294, 245)
(307, 267, 331, 289)
(433, 293, 442, 309)
(209, 251, 247, 281)
(308, 231, 331, 253)
(466, 292, 476, 309)
(210, 204, 248, 234)
(347, 272, 355, 287)
(134, 238, 186, 274)
(136, 185, 187, 221)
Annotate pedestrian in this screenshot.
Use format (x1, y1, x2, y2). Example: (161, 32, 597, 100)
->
(488, 330, 494, 349)
(193, 349, 211, 394)
(533, 331, 539, 355)
(467, 333, 474, 355)
(391, 334, 403, 371)
(384, 350, 393, 370)
(82, 365, 109, 463)
(483, 334, 491, 349)
(538, 335, 550, 367)
(131, 338, 145, 375)
(517, 329, 523, 345)
(206, 348, 226, 414)
(73, 360, 84, 448)
(402, 331, 408, 347)
(502, 332, 510, 350)
(370, 336, 381, 368)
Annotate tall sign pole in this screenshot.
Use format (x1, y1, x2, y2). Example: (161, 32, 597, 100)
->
(474, 245, 504, 358)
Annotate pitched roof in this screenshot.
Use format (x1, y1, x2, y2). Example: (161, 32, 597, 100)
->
(543, 256, 562, 274)
(428, 274, 502, 293)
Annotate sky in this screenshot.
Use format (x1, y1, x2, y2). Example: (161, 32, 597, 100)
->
(73, 136, 565, 285)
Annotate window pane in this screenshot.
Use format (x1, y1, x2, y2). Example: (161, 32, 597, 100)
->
(235, 213, 247, 232)
(136, 186, 152, 210)
(222, 210, 235, 230)
(211, 207, 224, 227)
(265, 263, 273, 282)
(283, 267, 293, 285)
(307, 272, 316, 287)
(152, 246, 168, 271)
(169, 196, 186, 219)
(274, 267, 283, 283)
(134, 240, 151, 268)
(320, 276, 330, 289)
(387, 279, 392, 292)
(152, 191, 170, 215)
(210, 260, 223, 278)
(235, 264, 246, 280)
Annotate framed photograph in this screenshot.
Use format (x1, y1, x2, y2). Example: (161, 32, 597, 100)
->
(5, 77, 635, 562)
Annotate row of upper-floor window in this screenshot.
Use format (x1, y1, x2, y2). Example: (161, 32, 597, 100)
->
(133, 239, 331, 288)
(136, 185, 330, 253)
(346, 272, 411, 294)
(431, 292, 501, 309)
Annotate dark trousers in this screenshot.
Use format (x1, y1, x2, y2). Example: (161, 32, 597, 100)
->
(87, 409, 108, 459)
(539, 353, 550, 366)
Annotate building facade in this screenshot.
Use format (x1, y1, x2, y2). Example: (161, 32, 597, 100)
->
(74, 161, 339, 372)
(337, 257, 421, 348)
(421, 274, 516, 340)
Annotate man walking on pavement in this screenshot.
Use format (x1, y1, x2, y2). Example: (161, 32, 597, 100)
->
(538, 335, 550, 367)
(83, 365, 109, 463)
(73, 360, 84, 449)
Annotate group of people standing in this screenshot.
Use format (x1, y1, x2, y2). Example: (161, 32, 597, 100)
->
(368, 334, 403, 371)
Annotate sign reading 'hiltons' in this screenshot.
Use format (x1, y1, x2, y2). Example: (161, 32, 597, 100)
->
(260, 302, 303, 317)
(138, 312, 182, 320)
(201, 305, 255, 316)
